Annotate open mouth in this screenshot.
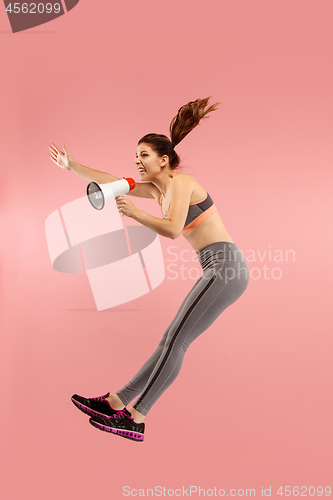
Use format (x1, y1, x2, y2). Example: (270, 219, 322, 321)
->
(138, 167, 147, 175)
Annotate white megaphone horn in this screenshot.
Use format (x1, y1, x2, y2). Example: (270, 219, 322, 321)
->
(87, 177, 136, 210)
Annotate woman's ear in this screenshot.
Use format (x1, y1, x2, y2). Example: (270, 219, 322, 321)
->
(160, 155, 169, 167)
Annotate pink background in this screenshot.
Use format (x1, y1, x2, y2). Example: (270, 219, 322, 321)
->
(1, 0, 332, 498)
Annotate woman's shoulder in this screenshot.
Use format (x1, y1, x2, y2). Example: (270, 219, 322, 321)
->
(173, 171, 196, 183)
(173, 172, 207, 202)
(172, 172, 197, 194)
(173, 171, 202, 190)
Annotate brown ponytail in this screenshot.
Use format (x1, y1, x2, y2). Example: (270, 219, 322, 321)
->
(169, 96, 221, 147)
(138, 96, 221, 169)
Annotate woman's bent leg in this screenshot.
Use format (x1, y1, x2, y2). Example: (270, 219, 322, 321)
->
(132, 261, 249, 416)
(115, 277, 204, 406)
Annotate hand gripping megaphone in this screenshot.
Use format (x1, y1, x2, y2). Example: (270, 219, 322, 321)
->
(87, 177, 136, 210)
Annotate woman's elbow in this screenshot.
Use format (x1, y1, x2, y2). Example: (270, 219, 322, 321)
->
(170, 228, 182, 240)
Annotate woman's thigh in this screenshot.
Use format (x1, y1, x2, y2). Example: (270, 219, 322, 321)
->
(163, 261, 249, 351)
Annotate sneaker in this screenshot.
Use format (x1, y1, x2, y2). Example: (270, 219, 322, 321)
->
(89, 410, 145, 442)
(71, 392, 123, 419)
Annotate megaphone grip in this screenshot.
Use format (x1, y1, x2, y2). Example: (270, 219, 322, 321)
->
(120, 194, 126, 216)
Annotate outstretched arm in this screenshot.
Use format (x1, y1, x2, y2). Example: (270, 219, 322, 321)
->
(48, 143, 160, 199)
(49, 143, 120, 184)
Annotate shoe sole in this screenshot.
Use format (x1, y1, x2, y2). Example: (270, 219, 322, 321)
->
(71, 397, 113, 419)
(89, 418, 144, 442)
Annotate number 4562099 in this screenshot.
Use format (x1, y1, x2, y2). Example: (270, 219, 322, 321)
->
(6, 3, 61, 14)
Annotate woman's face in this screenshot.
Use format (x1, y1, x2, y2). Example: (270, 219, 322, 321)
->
(135, 143, 168, 179)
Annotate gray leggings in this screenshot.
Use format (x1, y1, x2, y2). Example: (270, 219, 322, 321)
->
(116, 241, 249, 416)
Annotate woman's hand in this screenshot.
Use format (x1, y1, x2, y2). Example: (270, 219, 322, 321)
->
(115, 196, 138, 218)
(49, 143, 74, 170)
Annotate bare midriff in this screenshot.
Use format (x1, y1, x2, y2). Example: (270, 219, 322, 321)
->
(183, 210, 234, 253)
(159, 172, 235, 253)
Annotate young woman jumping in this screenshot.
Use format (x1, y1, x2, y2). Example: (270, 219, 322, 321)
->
(49, 97, 249, 442)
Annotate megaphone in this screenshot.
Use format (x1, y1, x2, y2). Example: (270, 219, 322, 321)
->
(87, 177, 136, 210)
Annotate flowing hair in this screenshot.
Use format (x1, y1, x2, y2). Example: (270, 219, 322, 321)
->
(138, 96, 221, 169)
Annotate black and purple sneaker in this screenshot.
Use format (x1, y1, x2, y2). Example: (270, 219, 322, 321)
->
(71, 392, 123, 419)
(89, 410, 145, 442)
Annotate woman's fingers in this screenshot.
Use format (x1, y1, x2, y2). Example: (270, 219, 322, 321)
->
(115, 197, 122, 210)
(51, 143, 61, 153)
(51, 143, 68, 156)
(49, 142, 71, 169)
(49, 145, 61, 161)
(50, 150, 58, 161)
(116, 197, 127, 213)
